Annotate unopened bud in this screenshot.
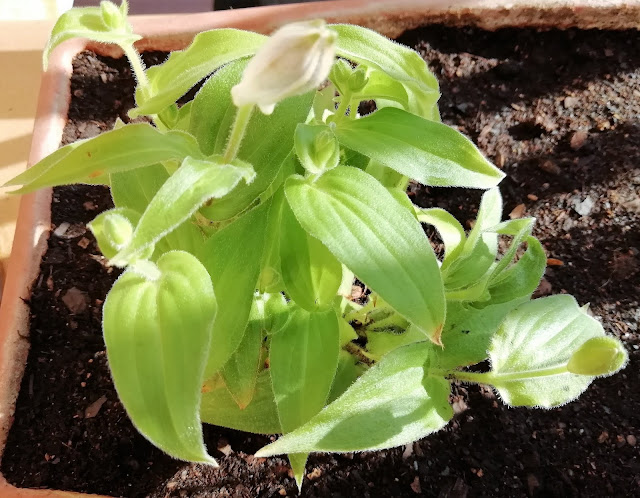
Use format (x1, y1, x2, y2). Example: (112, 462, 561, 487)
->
(295, 123, 339, 175)
(347, 67, 368, 94)
(88, 207, 152, 264)
(567, 336, 628, 377)
(231, 19, 337, 115)
(100, 1, 124, 30)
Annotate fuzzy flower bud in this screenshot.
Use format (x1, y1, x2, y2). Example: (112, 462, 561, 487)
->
(231, 19, 337, 115)
(567, 336, 628, 377)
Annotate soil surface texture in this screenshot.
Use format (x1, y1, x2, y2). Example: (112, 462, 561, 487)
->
(2, 26, 639, 498)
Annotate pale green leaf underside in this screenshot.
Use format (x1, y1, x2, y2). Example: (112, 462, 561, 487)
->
(285, 166, 445, 342)
(132, 29, 266, 117)
(5, 124, 202, 193)
(256, 342, 452, 455)
(103, 251, 216, 464)
(488, 295, 607, 407)
(335, 108, 505, 189)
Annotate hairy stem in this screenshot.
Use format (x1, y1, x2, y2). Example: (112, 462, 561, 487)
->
(223, 104, 255, 163)
(432, 364, 570, 386)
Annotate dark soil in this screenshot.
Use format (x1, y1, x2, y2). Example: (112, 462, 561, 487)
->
(2, 26, 639, 498)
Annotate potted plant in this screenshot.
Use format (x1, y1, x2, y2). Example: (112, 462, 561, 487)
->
(0, 1, 636, 496)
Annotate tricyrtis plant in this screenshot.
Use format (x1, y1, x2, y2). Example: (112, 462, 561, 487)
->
(7, 0, 627, 488)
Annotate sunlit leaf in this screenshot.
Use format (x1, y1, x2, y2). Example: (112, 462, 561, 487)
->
(487, 295, 626, 407)
(103, 251, 216, 464)
(4, 124, 202, 193)
(285, 166, 445, 343)
(256, 342, 452, 455)
(131, 29, 266, 117)
(334, 108, 505, 189)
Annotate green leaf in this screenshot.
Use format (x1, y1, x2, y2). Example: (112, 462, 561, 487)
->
(270, 308, 340, 433)
(487, 295, 623, 407)
(366, 325, 427, 361)
(110, 156, 254, 266)
(326, 350, 365, 404)
(280, 201, 342, 311)
(430, 298, 528, 370)
(201, 370, 281, 434)
(43, 2, 140, 70)
(189, 59, 314, 221)
(481, 236, 546, 307)
(489, 218, 534, 272)
(270, 308, 339, 488)
(332, 24, 439, 119)
(110, 164, 203, 257)
(443, 188, 502, 291)
(334, 108, 504, 189)
(416, 207, 466, 265)
(103, 251, 216, 464)
(4, 124, 202, 193)
(199, 199, 273, 378)
(256, 342, 452, 455)
(131, 29, 266, 117)
(221, 297, 266, 409)
(285, 166, 445, 344)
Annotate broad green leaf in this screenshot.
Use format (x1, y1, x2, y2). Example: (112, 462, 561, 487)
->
(221, 298, 265, 408)
(110, 156, 254, 265)
(487, 295, 624, 407)
(480, 236, 546, 307)
(131, 29, 266, 117)
(366, 325, 426, 361)
(416, 207, 466, 265)
(334, 108, 504, 189)
(443, 188, 502, 291)
(332, 24, 439, 119)
(256, 342, 452, 456)
(285, 166, 445, 344)
(430, 298, 528, 370)
(43, 2, 140, 70)
(270, 308, 339, 489)
(270, 308, 340, 433)
(103, 251, 216, 464)
(110, 164, 203, 257)
(4, 124, 202, 193)
(189, 59, 314, 221)
(201, 371, 281, 434)
(199, 199, 273, 378)
(326, 350, 365, 404)
(280, 201, 342, 311)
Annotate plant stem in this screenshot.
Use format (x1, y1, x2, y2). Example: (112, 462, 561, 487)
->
(432, 365, 569, 386)
(122, 44, 149, 90)
(223, 104, 254, 163)
(335, 93, 351, 119)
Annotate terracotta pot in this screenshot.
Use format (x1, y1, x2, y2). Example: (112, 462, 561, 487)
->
(0, 1, 637, 496)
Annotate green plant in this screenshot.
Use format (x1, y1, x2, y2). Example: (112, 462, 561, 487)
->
(6, 1, 627, 489)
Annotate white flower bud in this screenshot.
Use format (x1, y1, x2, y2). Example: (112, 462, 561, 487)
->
(231, 19, 337, 115)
